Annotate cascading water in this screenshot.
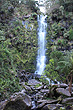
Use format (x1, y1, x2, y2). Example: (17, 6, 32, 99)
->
(35, 15, 47, 75)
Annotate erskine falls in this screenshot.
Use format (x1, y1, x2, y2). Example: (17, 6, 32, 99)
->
(0, 0, 73, 110)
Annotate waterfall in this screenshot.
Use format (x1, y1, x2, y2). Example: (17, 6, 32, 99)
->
(35, 14, 47, 75)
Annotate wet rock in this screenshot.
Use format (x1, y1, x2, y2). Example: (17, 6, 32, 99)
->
(1, 92, 32, 110)
(23, 15, 31, 19)
(31, 101, 36, 110)
(56, 88, 71, 97)
(24, 85, 32, 91)
(36, 100, 58, 109)
(40, 89, 50, 94)
(42, 104, 63, 110)
(35, 85, 44, 90)
(62, 97, 73, 104)
(35, 92, 44, 100)
(28, 79, 42, 86)
(21, 89, 26, 93)
(51, 84, 59, 87)
(37, 100, 48, 104)
(66, 87, 69, 91)
(30, 86, 36, 91)
(44, 85, 49, 89)
(66, 106, 73, 110)
(0, 100, 8, 110)
(66, 87, 73, 93)
(71, 92, 73, 96)
(60, 83, 68, 88)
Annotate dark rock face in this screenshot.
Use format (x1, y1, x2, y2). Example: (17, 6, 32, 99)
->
(4, 100, 29, 110)
(0, 92, 32, 110)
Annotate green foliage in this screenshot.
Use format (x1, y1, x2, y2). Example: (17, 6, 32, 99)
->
(59, 107, 65, 110)
(0, 30, 5, 41)
(59, 6, 64, 15)
(57, 39, 61, 45)
(0, 0, 38, 100)
(45, 50, 73, 82)
(51, 22, 62, 39)
(35, 84, 42, 88)
(56, 51, 73, 76)
(50, 51, 73, 81)
(50, 51, 63, 62)
(0, 44, 21, 100)
(26, 0, 38, 11)
(0, 20, 38, 100)
(44, 59, 59, 81)
(46, 0, 73, 83)
(64, 28, 73, 40)
(69, 28, 73, 40)
(64, 31, 69, 39)
(39, 76, 49, 85)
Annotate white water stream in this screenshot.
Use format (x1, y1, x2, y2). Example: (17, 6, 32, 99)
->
(35, 15, 47, 75)
(35, 0, 47, 75)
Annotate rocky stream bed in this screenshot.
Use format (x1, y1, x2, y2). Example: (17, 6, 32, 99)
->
(0, 72, 73, 110)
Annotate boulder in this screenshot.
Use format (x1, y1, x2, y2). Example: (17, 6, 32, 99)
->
(35, 92, 44, 100)
(62, 97, 73, 104)
(0, 92, 32, 110)
(60, 83, 68, 88)
(21, 89, 26, 93)
(36, 100, 58, 109)
(56, 88, 71, 97)
(66, 87, 73, 93)
(42, 104, 63, 110)
(23, 15, 31, 19)
(51, 83, 68, 88)
(24, 85, 32, 91)
(0, 100, 8, 110)
(35, 85, 44, 90)
(28, 79, 42, 86)
(40, 89, 50, 94)
(71, 92, 73, 96)
(37, 100, 49, 104)
(44, 85, 49, 89)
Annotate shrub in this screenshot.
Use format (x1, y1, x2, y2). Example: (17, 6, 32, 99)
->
(57, 39, 61, 45)
(69, 28, 73, 40)
(64, 31, 69, 39)
(0, 30, 5, 41)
